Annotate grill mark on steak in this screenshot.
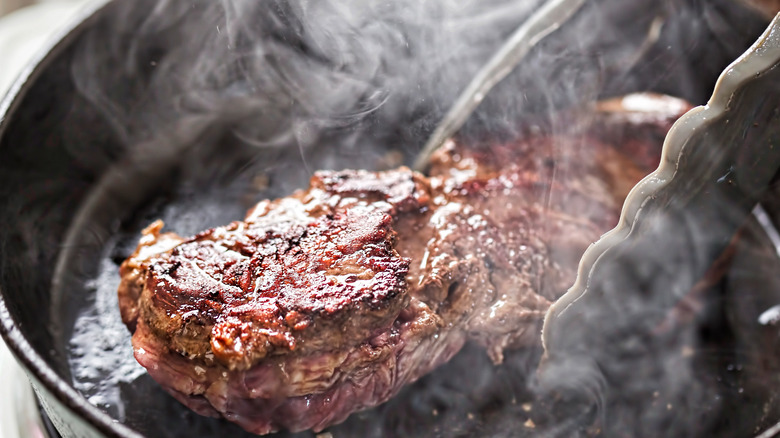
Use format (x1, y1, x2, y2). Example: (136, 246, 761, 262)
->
(118, 93, 692, 434)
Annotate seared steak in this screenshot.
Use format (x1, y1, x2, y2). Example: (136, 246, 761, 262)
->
(118, 94, 691, 434)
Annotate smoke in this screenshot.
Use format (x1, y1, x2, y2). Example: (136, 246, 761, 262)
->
(62, 0, 777, 436)
(70, 0, 543, 171)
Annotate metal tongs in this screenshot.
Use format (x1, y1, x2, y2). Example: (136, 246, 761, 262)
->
(537, 12, 780, 437)
(543, 11, 780, 352)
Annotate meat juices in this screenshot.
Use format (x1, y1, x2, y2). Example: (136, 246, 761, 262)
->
(118, 94, 692, 434)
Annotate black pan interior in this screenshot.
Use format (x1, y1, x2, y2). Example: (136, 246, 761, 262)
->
(0, 0, 777, 437)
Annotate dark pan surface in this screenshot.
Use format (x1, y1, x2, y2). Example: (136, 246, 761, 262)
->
(0, 0, 777, 437)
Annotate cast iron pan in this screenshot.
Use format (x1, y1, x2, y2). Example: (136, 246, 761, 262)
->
(0, 0, 776, 437)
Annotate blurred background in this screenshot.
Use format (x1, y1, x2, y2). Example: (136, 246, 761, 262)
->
(0, 0, 91, 93)
(0, 0, 30, 15)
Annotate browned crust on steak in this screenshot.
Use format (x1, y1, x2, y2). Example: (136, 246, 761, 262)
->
(119, 168, 431, 370)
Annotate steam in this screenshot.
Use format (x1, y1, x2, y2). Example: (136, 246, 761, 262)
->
(71, 0, 544, 169)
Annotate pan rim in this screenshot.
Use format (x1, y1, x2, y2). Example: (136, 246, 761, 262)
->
(0, 0, 141, 437)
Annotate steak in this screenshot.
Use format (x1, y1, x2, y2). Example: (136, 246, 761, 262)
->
(118, 93, 691, 434)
